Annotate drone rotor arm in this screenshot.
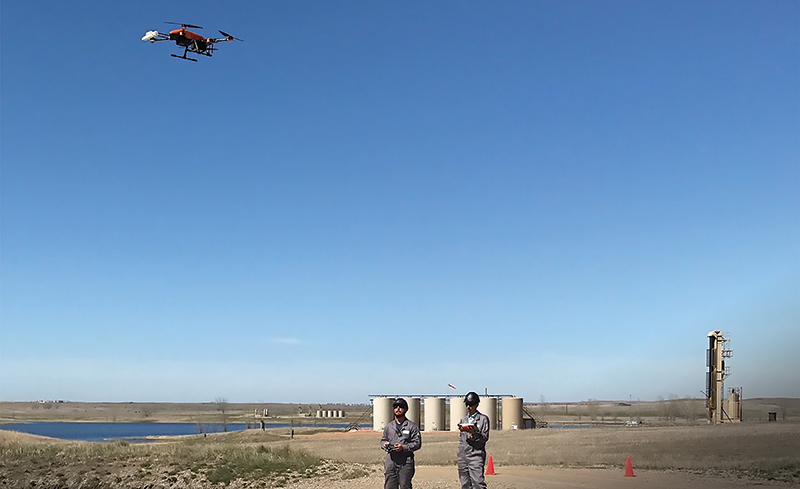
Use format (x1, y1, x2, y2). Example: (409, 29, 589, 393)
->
(218, 30, 244, 42)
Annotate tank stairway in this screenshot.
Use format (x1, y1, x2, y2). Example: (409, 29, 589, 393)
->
(522, 404, 547, 428)
(345, 405, 373, 431)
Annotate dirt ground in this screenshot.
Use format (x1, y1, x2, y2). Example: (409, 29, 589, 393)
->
(2, 426, 798, 488)
(279, 425, 800, 488)
(304, 465, 798, 489)
(277, 422, 800, 469)
(1, 400, 798, 488)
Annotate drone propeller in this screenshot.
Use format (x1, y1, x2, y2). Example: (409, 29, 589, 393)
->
(165, 21, 203, 29)
(219, 30, 244, 41)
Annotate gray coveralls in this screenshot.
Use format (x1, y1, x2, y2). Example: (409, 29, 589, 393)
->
(457, 411, 490, 489)
(380, 418, 422, 489)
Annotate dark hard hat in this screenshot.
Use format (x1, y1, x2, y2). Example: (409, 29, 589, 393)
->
(464, 392, 480, 406)
(393, 398, 409, 410)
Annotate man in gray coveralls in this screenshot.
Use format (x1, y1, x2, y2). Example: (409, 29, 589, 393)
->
(380, 398, 422, 489)
(457, 391, 490, 489)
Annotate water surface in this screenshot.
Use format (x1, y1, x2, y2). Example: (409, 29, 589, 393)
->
(0, 422, 249, 442)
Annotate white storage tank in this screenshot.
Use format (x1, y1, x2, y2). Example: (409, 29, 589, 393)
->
(482, 397, 499, 430)
(373, 397, 394, 432)
(502, 397, 524, 430)
(406, 398, 421, 426)
(450, 397, 467, 431)
(424, 397, 445, 431)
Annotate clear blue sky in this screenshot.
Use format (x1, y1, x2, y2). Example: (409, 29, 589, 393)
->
(2, 1, 798, 404)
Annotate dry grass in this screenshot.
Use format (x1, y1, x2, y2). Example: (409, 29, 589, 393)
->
(1, 399, 799, 487)
(2, 421, 799, 487)
(0, 401, 369, 425)
(0, 430, 325, 488)
(278, 422, 800, 482)
(0, 399, 670, 425)
(530, 397, 800, 425)
(3, 398, 797, 426)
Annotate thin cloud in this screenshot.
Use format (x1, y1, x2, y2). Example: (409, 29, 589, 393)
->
(273, 338, 302, 345)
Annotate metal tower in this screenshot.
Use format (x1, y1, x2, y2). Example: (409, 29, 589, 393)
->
(706, 330, 737, 424)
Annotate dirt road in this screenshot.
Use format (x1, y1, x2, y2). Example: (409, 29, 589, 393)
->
(288, 465, 796, 489)
(417, 465, 793, 488)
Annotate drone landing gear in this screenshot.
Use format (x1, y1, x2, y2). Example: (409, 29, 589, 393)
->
(171, 45, 198, 62)
(171, 53, 198, 62)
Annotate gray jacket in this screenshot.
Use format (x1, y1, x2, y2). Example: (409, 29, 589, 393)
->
(458, 411, 489, 455)
(380, 418, 422, 462)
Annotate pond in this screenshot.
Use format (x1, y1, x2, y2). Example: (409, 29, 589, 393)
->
(0, 421, 254, 442)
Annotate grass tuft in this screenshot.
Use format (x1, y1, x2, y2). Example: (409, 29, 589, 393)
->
(0, 433, 321, 488)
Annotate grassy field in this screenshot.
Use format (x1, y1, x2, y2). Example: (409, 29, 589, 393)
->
(0, 430, 322, 488)
(2, 422, 799, 487)
(527, 397, 800, 425)
(0, 401, 368, 425)
(280, 422, 800, 477)
(2, 397, 797, 425)
(1, 399, 798, 488)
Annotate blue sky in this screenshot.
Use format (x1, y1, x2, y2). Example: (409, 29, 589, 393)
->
(1, 1, 798, 404)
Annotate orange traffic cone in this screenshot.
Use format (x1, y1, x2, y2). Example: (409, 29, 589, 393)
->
(624, 456, 636, 477)
(485, 455, 496, 475)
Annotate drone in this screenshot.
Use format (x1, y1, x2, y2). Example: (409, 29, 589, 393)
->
(142, 22, 242, 61)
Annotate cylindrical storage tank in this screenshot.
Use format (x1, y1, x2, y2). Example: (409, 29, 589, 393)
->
(406, 398, 421, 427)
(373, 397, 394, 432)
(450, 398, 467, 431)
(338, 410, 344, 418)
(727, 399, 739, 421)
(482, 397, 499, 430)
(316, 410, 322, 418)
(327, 410, 333, 418)
(424, 397, 446, 431)
(502, 397, 523, 430)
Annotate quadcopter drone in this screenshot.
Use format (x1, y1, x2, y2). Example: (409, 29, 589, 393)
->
(142, 22, 242, 61)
